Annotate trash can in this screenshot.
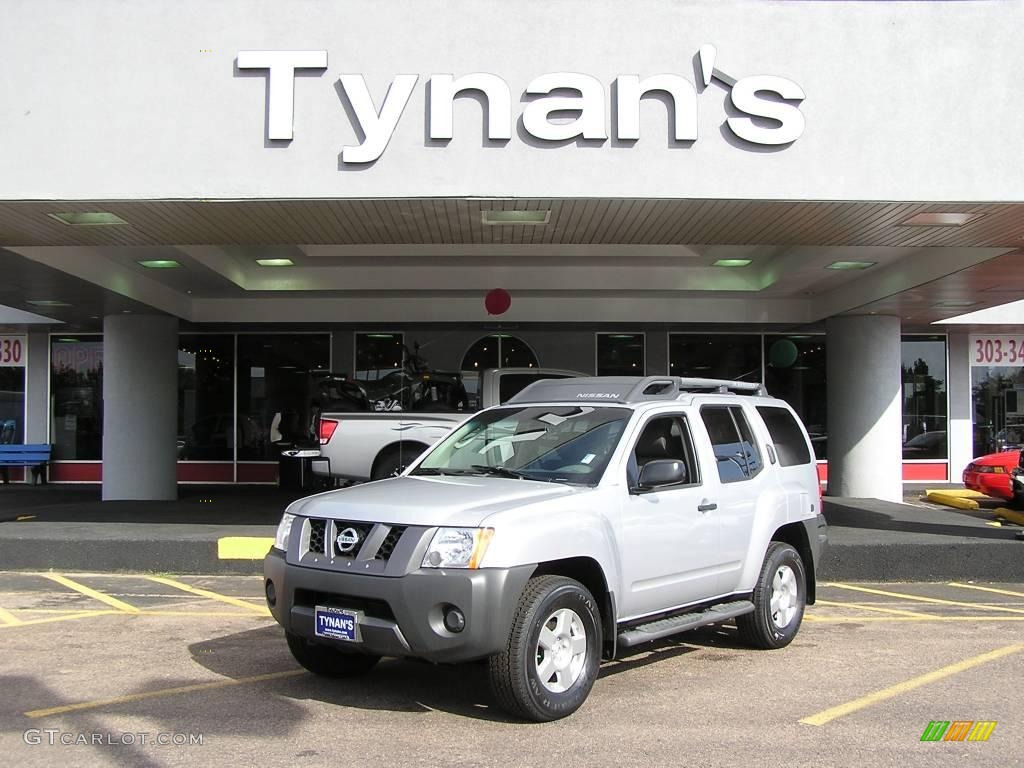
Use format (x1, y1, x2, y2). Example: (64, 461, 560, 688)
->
(277, 445, 321, 491)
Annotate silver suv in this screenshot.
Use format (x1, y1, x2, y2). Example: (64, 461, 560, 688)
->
(264, 376, 827, 721)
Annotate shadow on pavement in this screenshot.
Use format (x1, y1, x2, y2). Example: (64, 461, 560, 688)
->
(824, 499, 1020, 541)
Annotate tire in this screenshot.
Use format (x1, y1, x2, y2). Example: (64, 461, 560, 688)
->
(488, 575, 602, 722)
(285, 631, 380, 677)
(737, 542, 806, 650)
(371, 444, 425, 480)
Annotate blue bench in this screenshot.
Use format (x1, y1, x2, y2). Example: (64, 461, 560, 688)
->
(0, 444, 52, 484)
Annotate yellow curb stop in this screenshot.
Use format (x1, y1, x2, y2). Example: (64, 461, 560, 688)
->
(925, 491, 980, 510)
(217, 536, 274, 560)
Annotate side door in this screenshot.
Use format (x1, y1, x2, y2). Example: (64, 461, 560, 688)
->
(697, 402, 769, 595)
(617, 413, 723, 620)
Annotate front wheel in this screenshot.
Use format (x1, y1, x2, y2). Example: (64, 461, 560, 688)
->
(488, 575, 602, 722)
(736, 542, 807, 649)
(285, 631, 380, 677)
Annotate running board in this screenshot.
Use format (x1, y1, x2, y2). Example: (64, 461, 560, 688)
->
(616, 600, 755, 648)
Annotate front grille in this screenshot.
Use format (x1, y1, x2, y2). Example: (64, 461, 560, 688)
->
(308, 519, 327, 555)
(294, 589, 395, 621)
(332, 521, 374, 558)
(376, 526, 407, 561)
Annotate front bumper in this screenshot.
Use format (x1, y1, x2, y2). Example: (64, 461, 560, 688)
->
(264, 548, 535, 663)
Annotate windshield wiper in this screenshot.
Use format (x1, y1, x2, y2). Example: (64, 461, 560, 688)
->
(469, 464, 531, 480)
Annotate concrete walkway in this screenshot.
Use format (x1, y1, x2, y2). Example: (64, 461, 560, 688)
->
(0, 484, 1021, 578)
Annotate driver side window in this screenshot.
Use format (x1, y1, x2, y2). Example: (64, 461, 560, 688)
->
(627, 416, 699, 490)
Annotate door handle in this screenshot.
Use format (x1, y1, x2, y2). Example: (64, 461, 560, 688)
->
(697, 500, 718, 512)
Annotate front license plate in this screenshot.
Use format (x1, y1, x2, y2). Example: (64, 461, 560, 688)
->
(314, 606, 361, 642)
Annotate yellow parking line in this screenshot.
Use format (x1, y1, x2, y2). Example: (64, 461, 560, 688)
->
(824, 583, 1024, 615)
(800, 643, 1024, 726)
(25, 669, 306, 719)
(41, 574, 140, 613)
(816, 599, 933, 618)
(948, 582, 1024, 599)
(145, 576, 270, 615)
(0, 611, 120, 628)
(0, 606, 22, 625)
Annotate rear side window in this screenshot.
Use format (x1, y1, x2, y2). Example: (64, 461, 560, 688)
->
(756, 406, 812, 467)
(700, 405, 763, 483)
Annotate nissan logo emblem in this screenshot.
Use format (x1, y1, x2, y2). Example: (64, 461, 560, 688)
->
(336, 527, 360, 553)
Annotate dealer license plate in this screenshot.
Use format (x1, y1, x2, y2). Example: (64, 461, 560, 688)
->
(314, 606, 361, 642)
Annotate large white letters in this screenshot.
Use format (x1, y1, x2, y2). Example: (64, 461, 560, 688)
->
(429, 73, 512, 141)
(236, 49, 808, 157)
(726, 75, 805, 145)
(615, 74, 698, 142)
(522, 73, 607, 141)
(237, 50, 328, 140)
(338, 74, 419, 163)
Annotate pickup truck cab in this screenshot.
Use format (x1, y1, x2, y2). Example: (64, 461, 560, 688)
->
(265, 376, 827, 721)
(313, 367, 583, 482)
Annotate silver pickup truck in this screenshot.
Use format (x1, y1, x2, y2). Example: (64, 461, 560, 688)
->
(312, 367, 583, 482)
(265, 375, 827, 721)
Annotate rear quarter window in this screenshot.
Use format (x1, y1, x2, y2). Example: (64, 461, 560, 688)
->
(756, 406, 812, 467)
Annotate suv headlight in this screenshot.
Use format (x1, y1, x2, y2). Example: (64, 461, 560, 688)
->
(422, 527, 494, 569)
(274, 513, 296, 551)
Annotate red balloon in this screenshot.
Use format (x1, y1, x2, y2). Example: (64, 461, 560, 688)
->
(484, 288, 511, 315)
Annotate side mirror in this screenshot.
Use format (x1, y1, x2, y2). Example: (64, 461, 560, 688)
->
(635, 459, 687, 493)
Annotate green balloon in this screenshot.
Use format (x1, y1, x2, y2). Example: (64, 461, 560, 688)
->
(769, 339, 799, 368)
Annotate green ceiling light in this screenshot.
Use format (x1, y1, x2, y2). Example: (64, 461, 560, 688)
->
(137, 259, 181, 269)
(826, 261, 876, 270)
(713, 259, 753, 267)
(366, 334, 395, 339)
(256, 258, 295, 267)
(481, 210, 551, 225)
(48, 211, 128, 226)
(26, 299, 72, 307)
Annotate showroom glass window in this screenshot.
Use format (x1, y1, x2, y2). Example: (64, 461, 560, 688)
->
(969, 342, 1024, 457)
(461, 335, 540, 408)
(669, 334, 762, 381)
(50, 336, 103, 460)
(764, 335, 827, 460)
(177, 335, 235, 461)
(236, 335, 331, 460)
(596, 333, 644, 376)
(901, 335, 948, 460)
(0, 362, 25, 446)
(354, 332, 405, 408)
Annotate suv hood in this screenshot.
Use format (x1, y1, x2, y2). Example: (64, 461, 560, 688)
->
(287, 475, 582, 527)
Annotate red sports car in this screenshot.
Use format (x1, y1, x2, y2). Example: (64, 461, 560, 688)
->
(963, 450, 1023, 501)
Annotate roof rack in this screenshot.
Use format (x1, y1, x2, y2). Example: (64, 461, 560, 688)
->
(507, 376, 767, 405)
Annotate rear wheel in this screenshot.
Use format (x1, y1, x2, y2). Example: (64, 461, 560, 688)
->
(488, 575, 602, 722)
(737, 542, 806, 649)
(371, 444, 426, 480)
(285, 631, 380, 677)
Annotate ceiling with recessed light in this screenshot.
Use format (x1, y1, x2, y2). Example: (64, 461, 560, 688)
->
(0, 198, 1021, 330)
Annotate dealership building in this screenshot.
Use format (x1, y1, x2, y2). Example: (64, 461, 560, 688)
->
(1, 0, 1023, 502)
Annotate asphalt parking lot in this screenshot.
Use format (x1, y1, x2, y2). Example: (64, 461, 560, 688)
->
(0, 573, 1021, 768)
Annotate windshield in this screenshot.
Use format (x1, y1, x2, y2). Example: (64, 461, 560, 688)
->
(412, 405, 631, 486)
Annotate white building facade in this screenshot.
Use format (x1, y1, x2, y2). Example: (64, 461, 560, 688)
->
(0, 0, 1022, 499)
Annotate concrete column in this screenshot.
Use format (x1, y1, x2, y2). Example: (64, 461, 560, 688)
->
(946, 333, 974, 477)
(25, 331, 50, 443)
(102, 314, 178, 500)
(826, 315, 903, 501)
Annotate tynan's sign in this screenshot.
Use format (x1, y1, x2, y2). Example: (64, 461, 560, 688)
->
(236, 45, 805, 163)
